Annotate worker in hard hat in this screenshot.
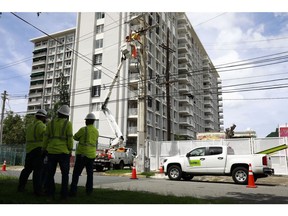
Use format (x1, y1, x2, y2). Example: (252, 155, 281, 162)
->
(69, 113, 99, 196)
(43, 104, 73, 200)
(18, 109, 47, 196)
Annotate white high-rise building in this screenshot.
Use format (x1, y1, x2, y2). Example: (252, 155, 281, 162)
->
(28, 28, 76, 114)
(27, 12, 223, 151)
(70, 12, 223, 151)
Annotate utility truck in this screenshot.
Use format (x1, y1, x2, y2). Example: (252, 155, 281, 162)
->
(163, 145, 274, 184)
(93, 147, 136, 171)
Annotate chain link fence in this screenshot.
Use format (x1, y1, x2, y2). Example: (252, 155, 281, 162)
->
(0, 145, 26, 166)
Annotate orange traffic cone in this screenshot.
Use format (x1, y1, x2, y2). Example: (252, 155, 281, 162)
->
(130, 166, 138, 180)
(159, 163, 164, 173)
(1, 160, 6, 171)
(246, 163, 257, 188)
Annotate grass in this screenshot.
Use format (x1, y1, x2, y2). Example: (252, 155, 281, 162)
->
(0, 175, 235, 204)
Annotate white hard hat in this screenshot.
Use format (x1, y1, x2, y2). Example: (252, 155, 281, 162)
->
(57, 105, 70, 116)
(85, 113, 96, 120)
(35, 109, 47, 117)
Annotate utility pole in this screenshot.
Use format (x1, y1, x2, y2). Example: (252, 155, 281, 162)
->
(160, 29, 175, 141)
(137, 14, 148, 173)
(0, 90, 7, 144)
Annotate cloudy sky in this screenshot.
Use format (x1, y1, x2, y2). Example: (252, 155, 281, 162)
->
(1, 1, 288, 138)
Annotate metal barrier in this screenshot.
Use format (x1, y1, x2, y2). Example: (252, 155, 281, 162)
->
(0, 145, 26, 166)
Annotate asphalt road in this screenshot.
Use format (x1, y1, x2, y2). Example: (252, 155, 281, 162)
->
(2, 168, 288, 204)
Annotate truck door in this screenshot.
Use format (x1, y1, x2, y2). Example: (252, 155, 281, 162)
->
(205, 146, 226, 173)
(185, 147, 207, 173)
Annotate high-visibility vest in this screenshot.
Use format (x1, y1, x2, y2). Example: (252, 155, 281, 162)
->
(74, 124, 99, 159)
(43, 117, 73, 154)
(26, 120, 46, 153)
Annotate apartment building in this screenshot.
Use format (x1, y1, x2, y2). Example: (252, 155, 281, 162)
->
(27, 28, 75, 114)
(26, 12, 223, 151)
(70, 12, 223, 151)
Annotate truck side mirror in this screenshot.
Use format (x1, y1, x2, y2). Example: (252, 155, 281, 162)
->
(186, 153, 190, 157)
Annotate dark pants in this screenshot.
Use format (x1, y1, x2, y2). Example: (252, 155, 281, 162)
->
(18, 147, 43, 194)
(70, 154, 94, 195)
(46, 153, 70, 198)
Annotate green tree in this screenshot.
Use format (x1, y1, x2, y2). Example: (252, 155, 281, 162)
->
(48, 72, 70, 118)
(2, 111, 25, 145)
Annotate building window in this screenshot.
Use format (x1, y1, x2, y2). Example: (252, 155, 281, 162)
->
(93, 69, 102, 80)
(147, 96, 153, 108)
(65, 51, 72, 58)
(96, 12, 105, 19)
(64, 68, 70, 76)
(96, 24, 104, 34)
(156, 100, 160, 111)
(92, 85, 101, 97)
(91, 102, 101, 112)
(95, 39, 103, 49)
(93, 54, 102, 65)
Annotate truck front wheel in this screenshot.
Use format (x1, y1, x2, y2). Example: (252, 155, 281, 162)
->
(232, 166, 248, 184)
(167, 165, 182, 180)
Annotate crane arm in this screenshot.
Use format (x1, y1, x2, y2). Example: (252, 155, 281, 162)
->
(101, 52, 128, 148)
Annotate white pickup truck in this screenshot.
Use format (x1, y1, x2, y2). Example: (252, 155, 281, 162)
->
(163, 145, 274, 184)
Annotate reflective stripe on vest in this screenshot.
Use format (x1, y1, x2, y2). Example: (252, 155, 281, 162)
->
(78, 126, 97, 147)
(26, 121, 42, 144)
(49, 119, 69, 140)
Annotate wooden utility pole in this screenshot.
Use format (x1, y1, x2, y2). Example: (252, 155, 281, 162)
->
(0, 90, 7, 144)
(160, 29, 175, 140)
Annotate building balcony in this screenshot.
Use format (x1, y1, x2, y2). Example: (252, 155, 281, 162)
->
(32, 60, 46, 66)
(29, 92, 43, 98)
(204, 94, 213, 100)
(179, 128, 194, 137)
(178, 43, 189, 53)
(128, 73, 139, 87)
(204, 100, 213, 107)
(178, 24, 188, 33)
(205, 122, 215, 130)
(127, 126, 137, 136)
(179, 95, 191, 104)
(178, 74, 189, 84)
(205, 115, 214, 122)
(179, 106, 193, 116)
(178, 53, 189, 63)
(204, 107, 213, 115)
(218, 107, 223, 113)
(178, 84, 190, 93)
(178, 63, 189, 72)
(128, 108, 138, 118)
(128, 90, 138, 100)
(179, 117, 195, 127)
(30, 84, 44, 90)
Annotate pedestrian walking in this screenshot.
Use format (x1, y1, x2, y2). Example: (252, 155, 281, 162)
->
(18, 109, 47, 196)
(69, 113, 99, 196)
(43, 105, 73, 200)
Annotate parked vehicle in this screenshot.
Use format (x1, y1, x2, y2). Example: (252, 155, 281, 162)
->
(163, 145, 274, 184)
(93, 147, 136, 171)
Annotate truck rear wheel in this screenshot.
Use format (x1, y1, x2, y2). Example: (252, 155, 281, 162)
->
(119, 161, 124, 170)
(95, 166, 104, 172)
(182, 173, 194, 181)
(232, 166, 248, 184)
(167, 165, 182, 180)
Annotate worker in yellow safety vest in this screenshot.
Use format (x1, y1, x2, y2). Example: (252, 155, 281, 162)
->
(18, 109, 47, 196)
(43, 105, 73, 200)
(69, 113, 99, 196)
